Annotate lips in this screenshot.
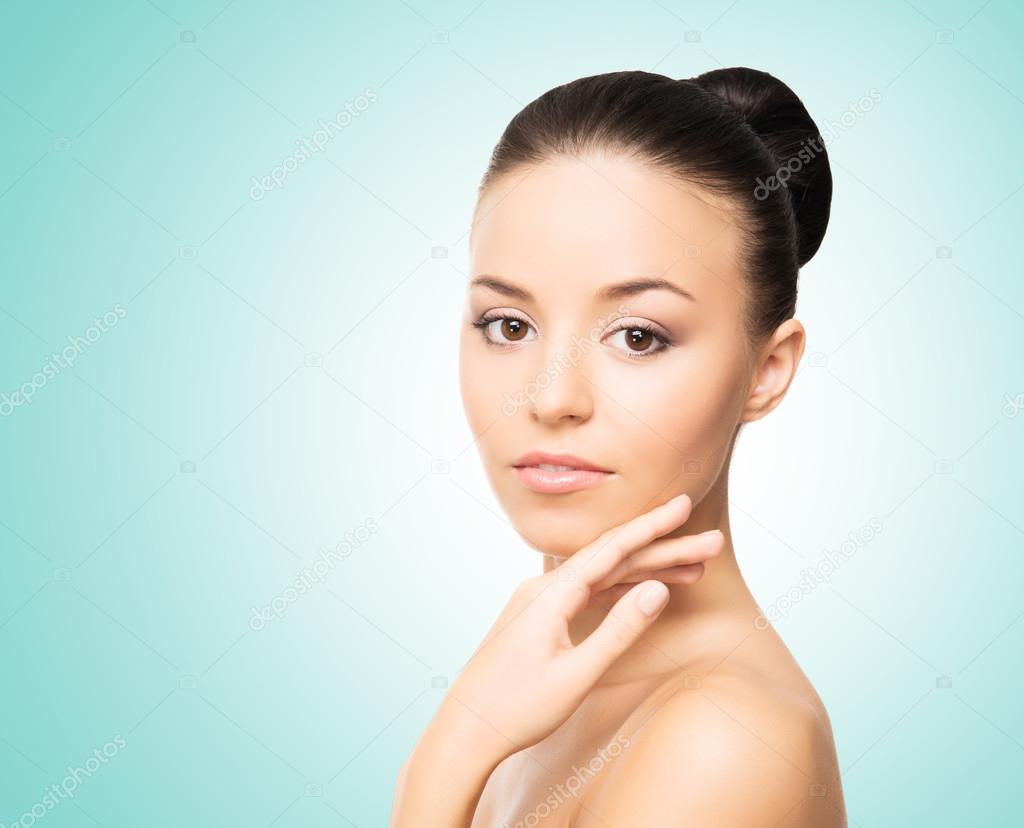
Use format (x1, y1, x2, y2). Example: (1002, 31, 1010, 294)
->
(512, 451, 612, 473)
(512, 451, 614, 494)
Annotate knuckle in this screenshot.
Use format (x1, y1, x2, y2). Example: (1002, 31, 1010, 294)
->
(565, 580, 590, 603)
(671, 535, 701, 563)
(635, 513, 657, 539)
(514, 574, 545, 599)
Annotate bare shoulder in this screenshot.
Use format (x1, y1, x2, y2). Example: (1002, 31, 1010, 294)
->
(574, 668, 846, 827)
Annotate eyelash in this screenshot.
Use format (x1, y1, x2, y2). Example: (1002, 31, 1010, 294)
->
(471, 313, 674, 360)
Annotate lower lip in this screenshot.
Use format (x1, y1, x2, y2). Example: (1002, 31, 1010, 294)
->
(513, 466, 614, 494)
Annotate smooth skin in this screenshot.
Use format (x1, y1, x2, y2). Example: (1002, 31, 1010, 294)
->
(391, 494, 719, 826)
(390, 151, 846, 827)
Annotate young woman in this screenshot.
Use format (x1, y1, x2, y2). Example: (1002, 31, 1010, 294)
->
(391, 67, 846, 827)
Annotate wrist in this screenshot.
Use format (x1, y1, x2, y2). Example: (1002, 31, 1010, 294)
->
(430, 693, 517, 765)
(390, 697, 511, 827)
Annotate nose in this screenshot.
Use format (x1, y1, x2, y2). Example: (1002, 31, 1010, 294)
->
(528, 337, 595, 425)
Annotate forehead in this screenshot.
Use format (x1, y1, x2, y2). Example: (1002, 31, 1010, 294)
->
(470, 152, 745, 306)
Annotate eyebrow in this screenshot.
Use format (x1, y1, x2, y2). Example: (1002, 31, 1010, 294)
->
(469, 275, 697, 303)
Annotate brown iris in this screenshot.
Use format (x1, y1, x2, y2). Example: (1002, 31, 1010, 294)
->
(502, 318, 528, 341)
(625, 327, 653, 351)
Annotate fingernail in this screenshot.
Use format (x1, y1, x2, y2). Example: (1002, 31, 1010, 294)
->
(637, 581, 669, 615)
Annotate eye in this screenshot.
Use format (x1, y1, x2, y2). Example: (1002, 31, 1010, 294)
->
(603, 321, 673, 359)
(471, 312, 537, 347)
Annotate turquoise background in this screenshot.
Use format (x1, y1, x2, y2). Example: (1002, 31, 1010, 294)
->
(2, 1, 1022, 825)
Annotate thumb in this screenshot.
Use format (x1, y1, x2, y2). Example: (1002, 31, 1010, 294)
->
(567, 580, 670, 682)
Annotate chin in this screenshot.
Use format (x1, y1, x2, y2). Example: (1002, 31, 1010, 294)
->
(513, 524, 586, 558)
(501, 497, 622, 558)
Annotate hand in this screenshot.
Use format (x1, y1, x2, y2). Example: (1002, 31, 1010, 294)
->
(439, 492, 724, 762)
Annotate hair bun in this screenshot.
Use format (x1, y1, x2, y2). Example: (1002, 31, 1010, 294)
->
(693, 67, 832, 267)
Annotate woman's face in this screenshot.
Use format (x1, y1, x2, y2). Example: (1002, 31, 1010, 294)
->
(459, 152, 761, 557)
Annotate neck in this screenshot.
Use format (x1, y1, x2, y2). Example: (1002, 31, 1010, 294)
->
(542, 473, 760, 687)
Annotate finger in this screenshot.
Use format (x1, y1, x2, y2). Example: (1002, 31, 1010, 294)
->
(588, 529, 723, 593)
(561, 493, 693, 590)
(549, 498, 694, 620)
(588, 562, 708, 608)
(606, 561, 706, 585)
(587, 581, 635, 609)
(568, 580, 671, 681)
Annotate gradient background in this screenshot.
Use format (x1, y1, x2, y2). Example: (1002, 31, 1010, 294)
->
(1, 1, 1022, 825)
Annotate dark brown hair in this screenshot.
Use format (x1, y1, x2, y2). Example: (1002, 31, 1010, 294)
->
(476, 67, 833, 346)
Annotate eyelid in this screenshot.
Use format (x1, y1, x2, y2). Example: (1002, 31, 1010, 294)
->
(475, 308, 537, 332)
(478, 308, 533, 322)
(604, 317, 671, 339)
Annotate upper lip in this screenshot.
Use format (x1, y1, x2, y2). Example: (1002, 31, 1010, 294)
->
(512, 451, 612, 473)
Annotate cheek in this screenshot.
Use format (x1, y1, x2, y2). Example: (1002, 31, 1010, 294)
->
(459, 328, 545, 428)
(594, 345, 746, 481)
(658, 367, 741, 454)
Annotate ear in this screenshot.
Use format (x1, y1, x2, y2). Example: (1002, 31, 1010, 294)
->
(740, 318, 805, 424)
